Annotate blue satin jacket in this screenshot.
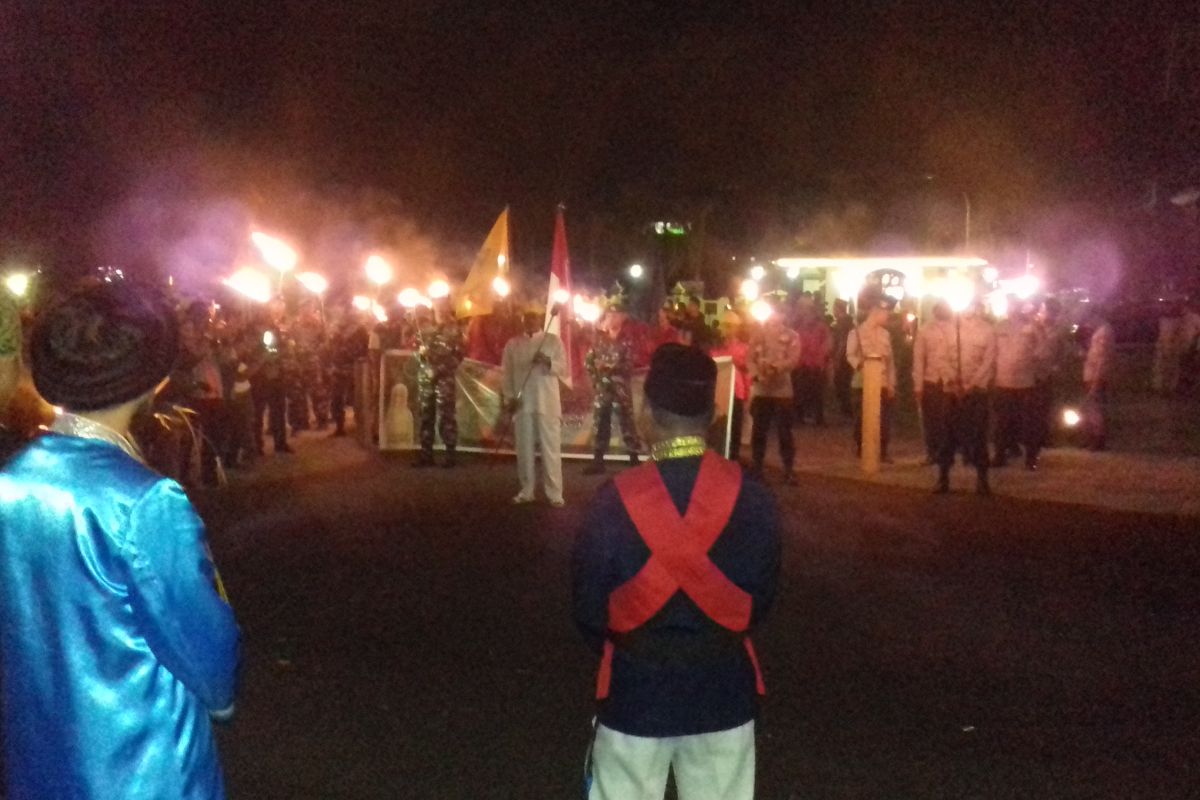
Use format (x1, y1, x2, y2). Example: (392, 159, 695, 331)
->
(0, 434, 239, 800)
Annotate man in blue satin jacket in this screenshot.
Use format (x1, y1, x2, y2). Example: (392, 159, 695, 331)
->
(0, 281, 240, 800)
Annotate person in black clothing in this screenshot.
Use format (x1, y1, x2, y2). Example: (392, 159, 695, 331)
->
(327, 308, 370, 437)
(572, 343, 780, 800)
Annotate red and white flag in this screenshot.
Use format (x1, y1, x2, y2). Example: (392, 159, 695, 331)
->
(545, 206, 575, 388)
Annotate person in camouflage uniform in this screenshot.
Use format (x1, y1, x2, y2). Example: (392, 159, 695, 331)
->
(287, 302, 330, 432)
(584, 306, 642, 474)
(415, 299, 464, 468)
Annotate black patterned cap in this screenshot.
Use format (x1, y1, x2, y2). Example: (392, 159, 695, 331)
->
(32, 281, 179, 411)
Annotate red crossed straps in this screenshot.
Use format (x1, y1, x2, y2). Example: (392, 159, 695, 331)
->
(595, 451, 764, 698)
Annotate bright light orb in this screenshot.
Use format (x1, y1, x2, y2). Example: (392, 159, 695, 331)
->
(628, 263, 644, 280)
(250, 232, 298, 273)
(785, 266, 801, 281)
(1062, 408, 1082, 428)
(492, 275, 511, 298)
(364, 255, 394, 286)
(351, 295, 372, 312)
(223, 267, 273, 304)
(397, 288, 422, 308)
(749, 265, 766, 282)
(295, 271, 328, 295)
(982, 266, 1000, 284)
(497, 253, 507, 268)
(427, 279, 450, 299)
(1013, 274, 1040, 300)
(739, 278, 760, 301)
(371, 302, 389, 323)
(552, 288, 571, 306)
(750, 299, 773, 323)
(942, 275, 976, 313)
(4, 273, 30, 298)
(988, 292, 1010, 319)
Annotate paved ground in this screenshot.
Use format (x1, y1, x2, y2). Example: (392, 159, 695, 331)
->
(196, 424, 1199, 799)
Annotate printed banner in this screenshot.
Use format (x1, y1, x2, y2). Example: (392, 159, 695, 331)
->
(378, 351, 734, 458)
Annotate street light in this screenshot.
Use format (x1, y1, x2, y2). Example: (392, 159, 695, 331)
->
(628, 263, 644, 280)
(365, 255, 393, 286)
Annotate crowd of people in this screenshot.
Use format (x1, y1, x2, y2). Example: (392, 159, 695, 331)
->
(3, 275, 1199, 800)
(151, 281, 1200, 499)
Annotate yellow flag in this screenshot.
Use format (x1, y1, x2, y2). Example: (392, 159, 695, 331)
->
(456, 208, 510, 318)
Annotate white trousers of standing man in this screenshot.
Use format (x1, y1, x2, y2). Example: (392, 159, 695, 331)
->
(515, 411, 563, 504)
(588, 721, 755, 800)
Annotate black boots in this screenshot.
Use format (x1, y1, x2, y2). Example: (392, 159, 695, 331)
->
(583, 454, 606, 475)
(933, 469, 950, 495)
(976, 471, 991, 497)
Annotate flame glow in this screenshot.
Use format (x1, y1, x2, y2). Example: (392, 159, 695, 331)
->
(739, 278, 760, 301)
(4, 273, 30, 298)
(552, 288, 571, 306)
(250, 232, 298, 273)
(492, 275, 511, 298)
(750, 299, 773, 323)
(371, 302, 388, 323)
(1062, 408, 1081, 428)
(397, 288, 423, 308)
(427, 279, 450, 299)
(749, 265, 766, 281)
(295, 271, 328, 295)
(365, 254, 394, 286)
(223, 267, 273, 304)
(351, 295, 372, 312)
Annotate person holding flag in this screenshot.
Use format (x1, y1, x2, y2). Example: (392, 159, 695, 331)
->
(502, 302, 568, 506)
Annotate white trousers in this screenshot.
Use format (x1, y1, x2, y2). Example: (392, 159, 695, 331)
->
(515, 412, 563, 503)
(588, 721, 755, 800)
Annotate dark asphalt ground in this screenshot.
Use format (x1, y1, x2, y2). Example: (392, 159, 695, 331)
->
(198, 436, 1199, 800)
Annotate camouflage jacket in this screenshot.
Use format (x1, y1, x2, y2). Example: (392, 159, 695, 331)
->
(586, 332, 634, 385)
(416, 322, 464, 381)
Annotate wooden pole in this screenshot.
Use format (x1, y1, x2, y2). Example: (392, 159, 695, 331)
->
(861, 356, 883, 474)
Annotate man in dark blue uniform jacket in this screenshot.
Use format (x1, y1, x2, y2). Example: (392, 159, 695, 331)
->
(572, 342, 781, 800)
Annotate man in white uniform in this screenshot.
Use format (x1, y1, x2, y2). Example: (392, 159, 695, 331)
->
(502, 305, 568, 506)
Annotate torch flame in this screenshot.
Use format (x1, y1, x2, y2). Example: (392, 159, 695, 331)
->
(365, 254, 394, 286)
(492, 275, 511, 298)
(223, 267, 273, 304)
(295, 271, 328, 295)
(250, 232, 298, 273)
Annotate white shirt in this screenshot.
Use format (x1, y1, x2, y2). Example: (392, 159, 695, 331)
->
(912, 319, 955, 387)
(501, 331, 567, 416)
(929, 315, 996, 391)
(847, 322, 896, 392)
(994, 318, 1041, 389)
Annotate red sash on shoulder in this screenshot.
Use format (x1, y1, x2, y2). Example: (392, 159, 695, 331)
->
(595, 451, 765, 699)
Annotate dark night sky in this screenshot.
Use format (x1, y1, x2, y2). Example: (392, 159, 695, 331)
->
(2, 0, 1195, 285)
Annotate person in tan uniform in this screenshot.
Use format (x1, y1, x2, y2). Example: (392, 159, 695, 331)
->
(748, 306, 801, 483)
